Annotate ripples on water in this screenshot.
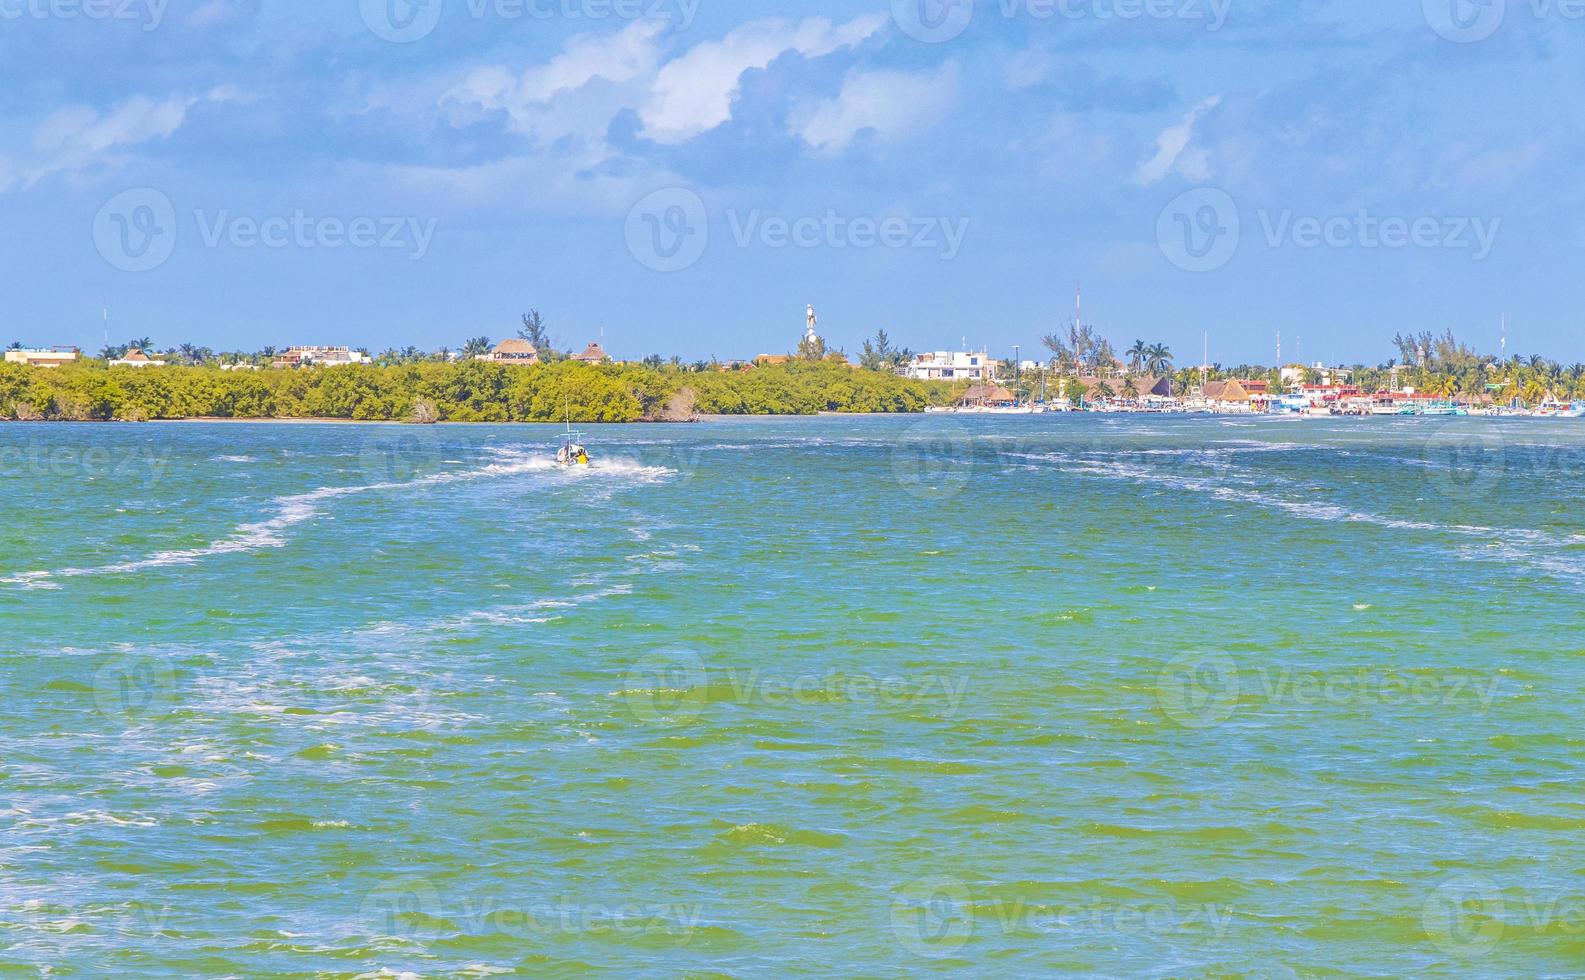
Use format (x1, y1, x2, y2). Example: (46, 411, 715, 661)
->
(2, 416, 1583, 975)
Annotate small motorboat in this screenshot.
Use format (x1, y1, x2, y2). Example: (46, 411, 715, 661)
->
(556, 400, 591, 467)
(557, 430, 590, 468)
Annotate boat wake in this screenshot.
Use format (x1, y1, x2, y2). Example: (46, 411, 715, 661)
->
(1, 451, 673, 588)
(1016, 450, 1585, 584)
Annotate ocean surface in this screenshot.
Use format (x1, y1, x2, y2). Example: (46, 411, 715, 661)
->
(3, 415, 1584, 977)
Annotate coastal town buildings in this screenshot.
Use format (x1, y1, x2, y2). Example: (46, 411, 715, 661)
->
(4, 347, 79, 368)
(571, 342, 611, 364)
(271, 347, 372, 368)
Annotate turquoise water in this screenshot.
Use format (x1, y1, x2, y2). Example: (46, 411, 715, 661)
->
(3, 416, 1584, 976)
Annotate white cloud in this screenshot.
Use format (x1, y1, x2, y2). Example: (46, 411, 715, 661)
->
(639, 14, 885, 144)
(522, 19, 666, 102)
(1004, 48, 1054, 90)
(442, 15, 885, 150)
(424, 13, 889, 204)
(791, 63, 959, 155)
(1134, 95, 1221, 186)
(2, 94, 204, 192)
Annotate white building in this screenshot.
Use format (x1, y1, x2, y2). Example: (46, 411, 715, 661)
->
(4, 347, 79, 368)
(1282, 362, 1352, 387)
(903, 350, 997, 382)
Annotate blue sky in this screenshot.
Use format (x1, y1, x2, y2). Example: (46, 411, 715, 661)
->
(3, 0, 1582, 364)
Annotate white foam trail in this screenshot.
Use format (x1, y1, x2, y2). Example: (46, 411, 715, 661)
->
(2, 451, 665, 587)
(1022, 451, 1585, 581)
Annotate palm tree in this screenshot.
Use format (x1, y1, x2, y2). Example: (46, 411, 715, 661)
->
(462, 336, 492, 358)
(1121, 377, 1139, 403)
(1126, 339, 1147, 372)
(1145, 343, 1173, 376)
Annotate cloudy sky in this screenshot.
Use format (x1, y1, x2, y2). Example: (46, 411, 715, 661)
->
(3, 0, 1581, 363)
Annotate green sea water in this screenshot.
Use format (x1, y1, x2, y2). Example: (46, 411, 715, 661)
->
(2, 415, 1584, 977)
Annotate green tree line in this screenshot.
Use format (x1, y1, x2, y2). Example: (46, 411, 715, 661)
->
(0, 359, 944, 422)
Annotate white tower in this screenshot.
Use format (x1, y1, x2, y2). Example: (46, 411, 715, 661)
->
(805, 305, 819, 345)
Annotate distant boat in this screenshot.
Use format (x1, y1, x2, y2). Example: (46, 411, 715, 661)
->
(556, 400, 591, 467)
